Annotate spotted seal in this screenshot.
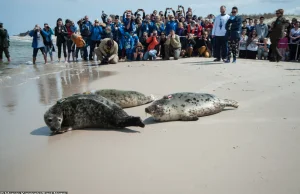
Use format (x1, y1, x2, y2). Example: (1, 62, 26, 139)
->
(145, 92, 239, 122)
(44, 94, 145, 134)
(82, 89, 155, 108)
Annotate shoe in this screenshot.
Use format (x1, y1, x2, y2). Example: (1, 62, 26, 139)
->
(224, 59, 230, 63)
(232, 58, 236, 63)
(213, 58, 220, 62)
(276, 55, 282, 62)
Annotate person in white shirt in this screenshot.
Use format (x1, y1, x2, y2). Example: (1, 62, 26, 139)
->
(212, 5, 230, 62)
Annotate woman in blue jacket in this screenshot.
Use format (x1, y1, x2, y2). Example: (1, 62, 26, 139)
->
(225, 6, 242, 63)
(90, 20, 103, 60)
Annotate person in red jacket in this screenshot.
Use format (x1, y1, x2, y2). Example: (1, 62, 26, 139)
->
(187, 21, 203, 37)
(143, 30, 159, 60)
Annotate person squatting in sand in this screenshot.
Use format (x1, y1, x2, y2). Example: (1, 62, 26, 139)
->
(94, 38, 119, 65)
(0, 22, 10, 63)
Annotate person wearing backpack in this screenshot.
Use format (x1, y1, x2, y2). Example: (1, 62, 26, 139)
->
(0, 22, 10, 63)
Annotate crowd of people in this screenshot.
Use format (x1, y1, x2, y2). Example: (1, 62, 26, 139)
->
(0, 5, 300, 64)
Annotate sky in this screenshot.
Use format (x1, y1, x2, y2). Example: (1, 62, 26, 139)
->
(1, 0, 300, 35)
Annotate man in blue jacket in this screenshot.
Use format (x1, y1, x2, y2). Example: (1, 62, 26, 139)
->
(79, 15, 93, 61)
(29, 25, 47, 64)
(123, 11, 136, 33)
(42, 23, 54, 62)
(90, 19, 103, 60)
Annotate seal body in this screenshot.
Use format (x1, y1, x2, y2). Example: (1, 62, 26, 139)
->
(145, 92, 239, 122)
(83, 89, 155, 108)
(44, 94, 145, 134)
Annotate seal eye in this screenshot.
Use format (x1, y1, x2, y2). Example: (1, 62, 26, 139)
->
(48, 119, 52, 123)
(58, 118, 62, 122)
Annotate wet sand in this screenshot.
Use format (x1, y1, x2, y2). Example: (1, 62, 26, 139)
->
(0, 58, 300, 194)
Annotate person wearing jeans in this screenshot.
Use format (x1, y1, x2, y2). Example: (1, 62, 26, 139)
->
(143, 30, 159, 60)
(54, 18, 68, 62)
(211, 5, 230, 62)
(29, 25, 47, 64)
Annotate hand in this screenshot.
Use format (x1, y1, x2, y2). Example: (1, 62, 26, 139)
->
(151, 33, 153, 36)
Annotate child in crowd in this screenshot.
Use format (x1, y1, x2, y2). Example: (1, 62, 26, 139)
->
(246, 31, 259, 59)
(71, 33, 86, 61)
(239, 29, 248, 58)
(257, 38, 270, 60)
(278, 31, 289, 61)
(133, 42, 144, 60)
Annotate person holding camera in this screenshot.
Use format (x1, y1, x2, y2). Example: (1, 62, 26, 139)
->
(54, 18, 68, 62)
(90, 19, 104, 61)
(165, 14, 178, 36)
(42, 23, 54, 62)
(65, 19, 76, 62)
(164, 29, 181, 60)
(141, 15, 152, 36)
(134, 9, 146, 23)
(29, 24, 47, 64)
(79, 15, 93, 61)
(143, 30, 159, 60)
(123, 10, 136, 33)
(187, 20, 203, 38)
(0, 22, 10, 63)
(94, 38, 119, 65)
(151, 16, 165, 36)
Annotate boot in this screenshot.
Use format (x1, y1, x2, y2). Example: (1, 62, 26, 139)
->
(33, 57, 36, 65)
(67, 53, 71, 62)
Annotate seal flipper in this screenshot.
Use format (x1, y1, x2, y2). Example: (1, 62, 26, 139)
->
(222, 99, 239, 108)
(116, 116, 145, 128)
(180, 115, 199, 121)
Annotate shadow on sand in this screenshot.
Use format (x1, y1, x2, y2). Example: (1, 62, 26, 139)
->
(31, 126, 140, 136)
(285, 68, 300, 71)
(143, 108, 237, 125)
(181, 61, 224, 65)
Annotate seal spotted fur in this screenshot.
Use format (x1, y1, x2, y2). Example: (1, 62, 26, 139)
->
(44, 94, 145, 134)
(145, 92, 238, 122)
(83, 89, 155, 108)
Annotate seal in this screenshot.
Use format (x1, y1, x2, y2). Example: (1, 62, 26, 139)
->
(145, 92, 239, 122)
(44, 94, 145, 134)
(82, 89, 155, 108)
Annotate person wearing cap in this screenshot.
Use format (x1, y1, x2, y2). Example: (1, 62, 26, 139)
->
(29, 24, 48, 64)
(269, 9, 288, 62)
(42, 23, 54, 62)
(134, 9, 146, 22)
(211, 5, 230, 62)
(94, 38, 119, 65)
(0, 22, 11, 63)
(224, 6, 242, 63)
(90, 19, 104, 60)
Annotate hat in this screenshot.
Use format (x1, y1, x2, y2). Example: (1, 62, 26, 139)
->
(44, 23, 48, 25)
(115, 15, 119, 19)
(94, 19, 99, 23)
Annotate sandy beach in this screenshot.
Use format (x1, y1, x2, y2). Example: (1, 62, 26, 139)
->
(0, 58, 300, 194)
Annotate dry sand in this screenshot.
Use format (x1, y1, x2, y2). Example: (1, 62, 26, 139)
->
(0, 58, 300, 194)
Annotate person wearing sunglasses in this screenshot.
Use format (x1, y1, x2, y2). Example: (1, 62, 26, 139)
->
(269, 9, 288, 62)
(224, 6, 242, 63)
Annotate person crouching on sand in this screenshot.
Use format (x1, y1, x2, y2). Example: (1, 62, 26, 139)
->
(94, 38, 119, 65)
(71, 33, 86, 62)
(29, 24, 47, 64)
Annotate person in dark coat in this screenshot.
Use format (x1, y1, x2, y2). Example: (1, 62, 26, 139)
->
(0, 22, 10, 62)
(269, 9, 289, 62)
(225, 6, 242, 63)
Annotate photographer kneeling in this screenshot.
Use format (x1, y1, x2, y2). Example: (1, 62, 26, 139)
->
(164, 29, 181, 60)
(94, 38, 119, 65)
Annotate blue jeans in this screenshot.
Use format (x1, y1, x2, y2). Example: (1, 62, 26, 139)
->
(214, 36, 228, 60)
(143, 50, 157, 60)
(82, 37, 91, 60)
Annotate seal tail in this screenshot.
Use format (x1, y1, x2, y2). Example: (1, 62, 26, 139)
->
(146, 94, 156, 103)
(222, 99, 239, 108)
